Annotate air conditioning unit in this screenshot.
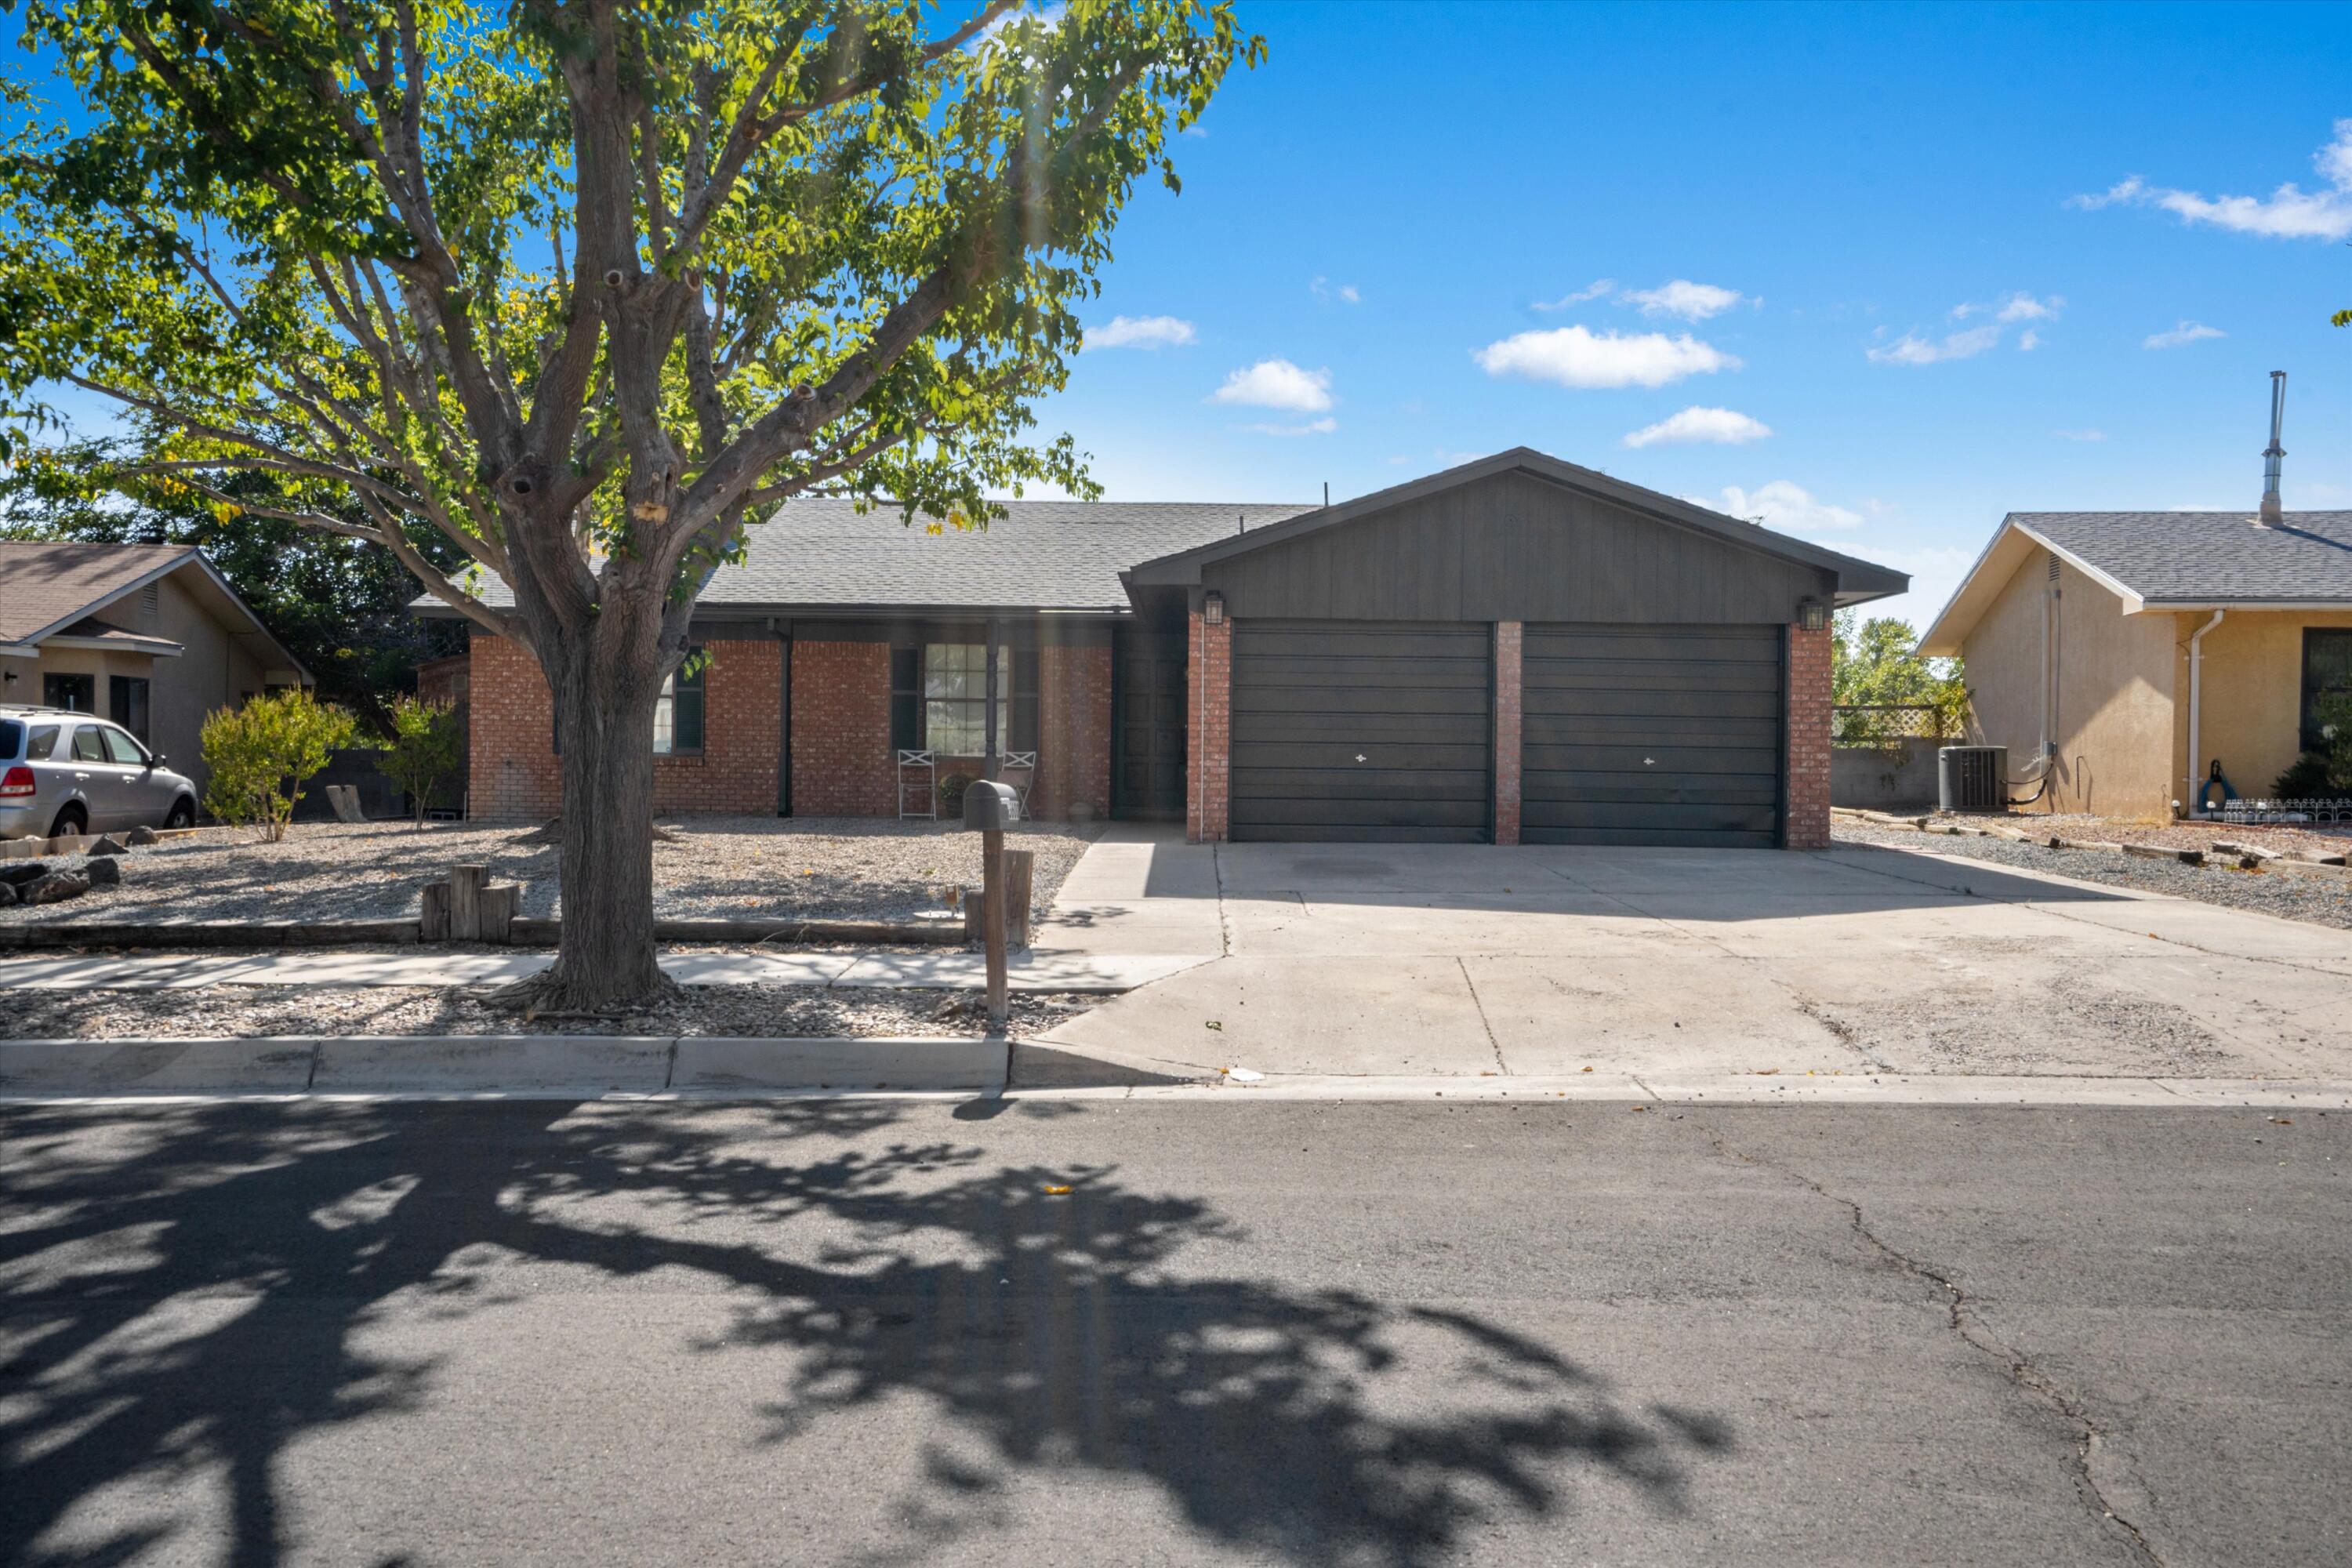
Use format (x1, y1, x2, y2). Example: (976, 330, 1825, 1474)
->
(1937, 746, 2008, 814)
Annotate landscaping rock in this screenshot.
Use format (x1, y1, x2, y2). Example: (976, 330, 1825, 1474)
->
(86, 833, 129, 858)
(0, 862, 48, 889)
(127, 824, 160, 846)
(22, 870, 92, 905)
(84, 857, 122, 887)
(2123, 843, 2204, 866)
(0, 881, 16, 906)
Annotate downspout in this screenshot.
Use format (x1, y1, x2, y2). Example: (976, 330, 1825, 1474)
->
(2186, 610, 2225, 816)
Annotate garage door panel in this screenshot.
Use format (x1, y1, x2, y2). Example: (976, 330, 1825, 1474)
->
(1522, 621, 1784, 849)
(1229, 619, 1492, 844)
(1233, 823, 1491, 844)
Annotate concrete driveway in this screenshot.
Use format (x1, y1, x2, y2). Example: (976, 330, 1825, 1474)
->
(1033, 828, 2352, 1083)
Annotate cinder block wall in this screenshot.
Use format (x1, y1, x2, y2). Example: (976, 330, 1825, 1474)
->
(1784, 621, 1833, 848)
(466, 635, 782, 821)
(1036, 641, 1112, 821)
(1186, 608, 1231, 843)
(789, 639, 895, 817)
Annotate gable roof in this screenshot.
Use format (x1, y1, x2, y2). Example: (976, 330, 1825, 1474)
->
(1123, 447, 1911, 603)
(0, 541, 196, 644)
(1918, 510, 2352, 655)
(425, 499, 1319, 617)
(0, 540, 313, 679)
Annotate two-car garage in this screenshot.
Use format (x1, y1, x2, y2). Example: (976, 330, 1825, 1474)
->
(1124, 449, 1904, 849)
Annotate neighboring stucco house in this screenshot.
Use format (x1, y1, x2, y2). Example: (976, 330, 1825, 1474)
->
(0, 542, 314, 792)
(426, 449, 1906, 848)
(1919, 510, 2352, 817)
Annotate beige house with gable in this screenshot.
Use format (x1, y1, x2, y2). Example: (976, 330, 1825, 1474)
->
(1921, 510, 2352, 818)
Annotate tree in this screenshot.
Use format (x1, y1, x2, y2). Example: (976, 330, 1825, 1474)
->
(0, 0, 1259, 1010)
(377, 694, 466, 823)
(0, 441, 466, 730)
(201, 689, 361, 842)
(1831, 612, 1969, 748)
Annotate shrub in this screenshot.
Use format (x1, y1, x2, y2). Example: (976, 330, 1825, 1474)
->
(2314, 691, 2352, 793)
(2273, 751, 2333, 800)
(376, 695, 465, 825)
(936, 771, 975, 816)
(201, 690, 360, 842)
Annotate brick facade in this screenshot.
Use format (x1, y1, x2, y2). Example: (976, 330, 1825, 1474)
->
(1186, 607, 1231, 843)
(466, 634, 782, 822)
(1034, 641, 1112, 822)
(1492, 621, 1523, 846)
(789, 639, 895, 818)
(1784, 621, 1833, 849)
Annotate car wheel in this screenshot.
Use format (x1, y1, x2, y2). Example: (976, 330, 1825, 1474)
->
(47, 804, 87, 840)
(165, 797, 196, 830)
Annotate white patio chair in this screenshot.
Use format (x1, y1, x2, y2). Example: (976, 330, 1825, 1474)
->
(998, 751, 1038, 815)
(897, 750, 936, 819)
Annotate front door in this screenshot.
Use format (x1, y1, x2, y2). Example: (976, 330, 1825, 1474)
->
(1112, 628, 1187, 820)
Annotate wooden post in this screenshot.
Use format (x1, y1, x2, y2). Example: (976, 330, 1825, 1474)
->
(448, 864, 485, 942)
(982, 826, 1007, 1031)
(1003, 848, 1033, 949)
(420, 881, 450, 942)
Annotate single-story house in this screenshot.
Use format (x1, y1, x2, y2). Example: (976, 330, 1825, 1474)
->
(0, 541, 314, 791)
(428, 448, 1906, 848)
(1919, 508, 2352, 816)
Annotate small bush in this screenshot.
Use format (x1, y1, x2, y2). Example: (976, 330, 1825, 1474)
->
(937, 771, 975, 816)
(201, 690, 360, 842)
(376, 695, 465, 824)
(2273, 751, 2334, 800)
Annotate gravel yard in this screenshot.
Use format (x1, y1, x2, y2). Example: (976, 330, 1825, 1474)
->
(1896, 810, 2351, 858)
(0, 815, 1101, 927)
(4, 983, 1100, 1039)
(1837, 819, 2352, 930)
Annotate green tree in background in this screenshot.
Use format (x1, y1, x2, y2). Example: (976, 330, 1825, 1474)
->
(0, 0, 1259, 1011)
(376, 695, 466, 825)
(201, 690, 361, 843)
(0, 442, 466, 731)
(1831, 612, 1969, 748)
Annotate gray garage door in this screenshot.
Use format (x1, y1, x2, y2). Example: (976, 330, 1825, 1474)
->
(1522, 624, 1784, 848)
(1230, 619, 1493, 842)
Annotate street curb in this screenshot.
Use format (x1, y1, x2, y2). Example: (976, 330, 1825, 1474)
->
(0, 1034, 1009, 1098)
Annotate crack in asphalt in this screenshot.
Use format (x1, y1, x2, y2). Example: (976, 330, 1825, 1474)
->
(1687, 1112, 2165, 1568)
(1455, 956, 1509, 1076)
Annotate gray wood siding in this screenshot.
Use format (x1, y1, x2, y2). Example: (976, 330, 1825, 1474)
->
(1203, 470, 1833, 624)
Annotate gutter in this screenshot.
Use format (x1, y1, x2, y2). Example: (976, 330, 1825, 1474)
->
(2185, 610, 2225, 816)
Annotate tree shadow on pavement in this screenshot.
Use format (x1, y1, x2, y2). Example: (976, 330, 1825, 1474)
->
(1, 1102, 1731, 1566)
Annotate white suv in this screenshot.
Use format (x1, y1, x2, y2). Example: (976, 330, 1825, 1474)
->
(0, 706, 198, 840)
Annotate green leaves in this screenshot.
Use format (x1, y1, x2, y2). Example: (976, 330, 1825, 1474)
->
(200, 689, 362, 842)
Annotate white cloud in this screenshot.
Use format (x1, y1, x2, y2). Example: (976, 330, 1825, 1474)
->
(2072, 120, 2352, 241)
(1473, 325, 1740, 390)
(1622, 406, 1773, 448)
(1686, 481, 1863, 532)
(2016, 329, 2042, 351)
(2053, 427, 2106, 441)
(1995, 292, 2062, 323)
(1624, 280, 1748, 321)
(1210, 358, 1334, 412)
(1310, 276, 1361, 306)
(1534, 279, 1616, 310)
(1082, 314, 1196, 351)
(2144, 321, 2225, 349)
(1243, 416, 1338, 437)
(1867, 322, 2003, 365)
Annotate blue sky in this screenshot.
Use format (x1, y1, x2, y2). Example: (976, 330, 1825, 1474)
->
(1044, 0, 2352, 627)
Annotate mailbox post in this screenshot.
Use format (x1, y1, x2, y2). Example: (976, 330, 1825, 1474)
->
(962, 780, 1022, 1030)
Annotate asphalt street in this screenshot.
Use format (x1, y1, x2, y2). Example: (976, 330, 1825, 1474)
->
(3, 1098, 2346, 1566)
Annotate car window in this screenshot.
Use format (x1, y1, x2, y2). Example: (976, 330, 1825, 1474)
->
(69, 725, 106, 763)
(25, 724, 59, 761)
(100, 726, 148, 766)
(0, 719, 19, 760)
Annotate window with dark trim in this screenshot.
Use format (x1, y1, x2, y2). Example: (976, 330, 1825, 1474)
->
(655, 648, 706, 756)
(2303, 628, 2352, 753)
(43, 673, 94, 712)
(890, 645, 921, 750)
(903, 643, 1039, 755)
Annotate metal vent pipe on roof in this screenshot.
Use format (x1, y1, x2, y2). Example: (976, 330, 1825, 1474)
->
(2258, 370, 2286, 526)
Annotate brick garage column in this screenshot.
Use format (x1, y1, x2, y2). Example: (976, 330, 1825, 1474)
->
(467, 635, 561, 822)
(1784, 621, 1833, 848)
(1493, 621, 1523, 846)
(1186, 607, 1231, 844)
(1036, 639, 1112, 822)
(789, 640, 895, 817)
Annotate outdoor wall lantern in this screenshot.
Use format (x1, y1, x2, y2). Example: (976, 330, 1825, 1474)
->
(1203, 590, 1226, 626)
(1797, 597, 1829, 632)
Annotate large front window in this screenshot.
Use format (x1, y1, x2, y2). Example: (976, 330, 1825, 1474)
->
(653, 651, 706, 755)
(923, 644, 1007, 756)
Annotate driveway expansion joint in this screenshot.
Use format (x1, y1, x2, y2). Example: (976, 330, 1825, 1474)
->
(1689, 1110, 2166, 1568)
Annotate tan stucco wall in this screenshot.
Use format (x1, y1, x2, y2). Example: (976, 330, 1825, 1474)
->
(2175, 609, 2352, 805)
(23, 568, 274, 793)
(1960, 547, 2176, 818)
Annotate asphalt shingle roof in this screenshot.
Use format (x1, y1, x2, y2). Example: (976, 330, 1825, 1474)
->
(0, 541, 196, 642)
(2014, 510, 2352, 604)
(445, 499, 1318, 614)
